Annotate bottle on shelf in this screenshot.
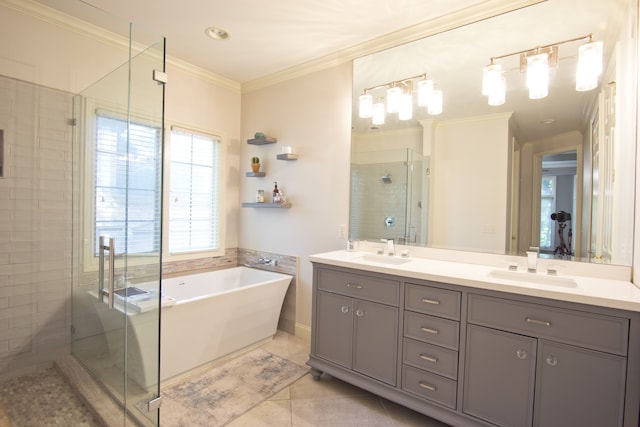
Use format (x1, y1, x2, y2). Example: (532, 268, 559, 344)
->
(273, 182, 281, 203)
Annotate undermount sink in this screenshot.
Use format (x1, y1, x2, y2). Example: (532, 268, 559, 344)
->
(488, 269, 577, 288)
(359, 254, 413, 265)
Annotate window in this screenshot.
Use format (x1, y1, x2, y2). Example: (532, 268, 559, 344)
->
(167, 127, 223, 255)
(94, 114, 161, 255)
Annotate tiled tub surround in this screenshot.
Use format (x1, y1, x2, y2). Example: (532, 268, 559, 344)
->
(308, 248, 640, 427)
(0, 75, 74, 381)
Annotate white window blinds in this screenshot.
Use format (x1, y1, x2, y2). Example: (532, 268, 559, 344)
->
(94, 114, 162, 255)
(169, 128, 221, 254)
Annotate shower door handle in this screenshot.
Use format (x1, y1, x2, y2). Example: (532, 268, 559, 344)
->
(98, 236, 116, 309)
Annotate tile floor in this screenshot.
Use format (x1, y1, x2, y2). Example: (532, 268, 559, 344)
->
(227, 332, 450, 427)
(0, 331, 451, 426)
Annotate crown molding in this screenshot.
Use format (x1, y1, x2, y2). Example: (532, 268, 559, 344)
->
(241, 0, 543, 93)
(1, 0, 239, 93)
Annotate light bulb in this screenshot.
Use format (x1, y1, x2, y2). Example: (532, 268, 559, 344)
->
(372, 98, 385, 125)
(418, 79, 434, 107)
(482, 64, 502, 96)
(358, 93, 372, 118)
(576, 40, 603, 91)
(488, 76, 506, 106)
(527, 53, 549, 99)
(387, 86, 402, 113)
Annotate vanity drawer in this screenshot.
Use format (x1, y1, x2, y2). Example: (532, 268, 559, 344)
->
(403, 338, 458, 380)
(402, 365, 457, 409)
(405, 283, 461, 320)
(404, 311, 460, 350)
(468, 294, 629, 355)
(317, 268, 399, 306)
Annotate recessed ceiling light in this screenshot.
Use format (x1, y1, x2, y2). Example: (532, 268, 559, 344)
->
(540, 118, 556, 125)
(205, 26, 230, 40)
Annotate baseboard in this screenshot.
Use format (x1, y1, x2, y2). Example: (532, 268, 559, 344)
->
(294, 323, 311, 344)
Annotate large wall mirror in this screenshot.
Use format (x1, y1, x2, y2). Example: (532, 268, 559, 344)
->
(350, 0, 637, 266)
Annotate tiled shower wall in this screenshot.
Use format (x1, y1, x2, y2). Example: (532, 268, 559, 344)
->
(0, 76, 74, 381)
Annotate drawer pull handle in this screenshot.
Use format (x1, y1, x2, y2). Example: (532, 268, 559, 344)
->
(418, 381, 436, 391)
(526, 317, 551, 327)
(421, 298, 440, 305)
(420, 327, 439, 335)
(346, 283, 363, 289)
(419, 354, 438, 363)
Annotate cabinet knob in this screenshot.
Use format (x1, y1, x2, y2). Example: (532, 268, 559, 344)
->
(341, 306, 349, 314)
(546, 355, 558, 366)
(516, 349, 528, 359)
(356, 309, 365, 317)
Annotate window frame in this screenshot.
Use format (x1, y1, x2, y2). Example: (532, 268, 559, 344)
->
(162, 123, 227, 261)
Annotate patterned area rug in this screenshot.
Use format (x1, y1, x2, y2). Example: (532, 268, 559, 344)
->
(159, 349, 308, 426)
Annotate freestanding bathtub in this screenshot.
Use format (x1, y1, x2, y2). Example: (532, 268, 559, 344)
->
(159, 267, 293, 381)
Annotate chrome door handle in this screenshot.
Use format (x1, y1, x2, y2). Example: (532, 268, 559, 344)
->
(98, 236, 116, 309)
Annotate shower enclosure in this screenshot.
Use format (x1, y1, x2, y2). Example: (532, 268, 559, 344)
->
(70, 23, 166, 427)
(350, 148, 428, 245)
(0, 1, 165, 425)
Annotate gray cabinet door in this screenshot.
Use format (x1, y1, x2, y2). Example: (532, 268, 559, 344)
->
(463, 324, 537, 427)
(353, 299, 398, 385)
(534, 340, 626, 427)
(315, 291, 353, 368)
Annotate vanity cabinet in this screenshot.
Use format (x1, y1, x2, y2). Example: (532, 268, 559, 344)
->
(401, 283, 461, 409)
(312, 267, 399, 385)
(308, 262, 640, 427)
(465, 293, 628, 427)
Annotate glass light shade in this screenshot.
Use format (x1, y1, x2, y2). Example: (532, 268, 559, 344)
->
(417, 79, 434, 106)
(488, 76, 506, 106)
(576, 41, 603, 91)
(358, 93, 373, 118)
(372, 99, 385, 125)
(398, 93, 413, 120)
(428, 89, 443, 115)
(526, 53, 549, 99)
(386, 86, 402, 113)
(482, 64, 502, 96)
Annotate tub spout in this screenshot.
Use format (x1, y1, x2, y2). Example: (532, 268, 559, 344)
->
(245, 258, 277, 267)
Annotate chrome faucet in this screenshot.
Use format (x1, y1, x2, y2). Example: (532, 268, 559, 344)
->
(526, 247, 539, 273)
(381, 238, 395, 256)
(245, 257, 277, 267)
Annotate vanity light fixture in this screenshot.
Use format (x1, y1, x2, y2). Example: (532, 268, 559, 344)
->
(482, 33, 602, 105)
(358, 73, 442, 126)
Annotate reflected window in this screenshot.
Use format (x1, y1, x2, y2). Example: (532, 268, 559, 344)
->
(540, 176, 556, 249)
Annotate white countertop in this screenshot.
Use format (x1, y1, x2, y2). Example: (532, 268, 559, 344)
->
(309, 250, 640, 313)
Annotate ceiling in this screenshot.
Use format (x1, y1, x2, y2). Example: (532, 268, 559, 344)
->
(32, 0, 492, 84)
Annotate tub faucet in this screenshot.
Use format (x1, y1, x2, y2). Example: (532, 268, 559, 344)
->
(245, 257, 277, 267)
(527, 247, 539, 273)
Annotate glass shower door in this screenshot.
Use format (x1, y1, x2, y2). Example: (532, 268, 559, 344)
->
(71, 24, 165, 426)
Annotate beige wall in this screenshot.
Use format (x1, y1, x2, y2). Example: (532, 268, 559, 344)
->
(240, 64, 352, 331)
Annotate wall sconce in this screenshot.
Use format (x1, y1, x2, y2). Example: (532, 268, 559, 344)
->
(482, 33, 602, 105)
(358, 73, 442, 126)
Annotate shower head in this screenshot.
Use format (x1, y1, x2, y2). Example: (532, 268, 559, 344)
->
(381, 173, 392, 183)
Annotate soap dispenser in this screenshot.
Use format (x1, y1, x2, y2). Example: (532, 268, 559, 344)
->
(272, 182, 280, 203)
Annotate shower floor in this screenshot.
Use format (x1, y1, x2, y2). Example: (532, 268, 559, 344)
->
(0, 367, 101, 427)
